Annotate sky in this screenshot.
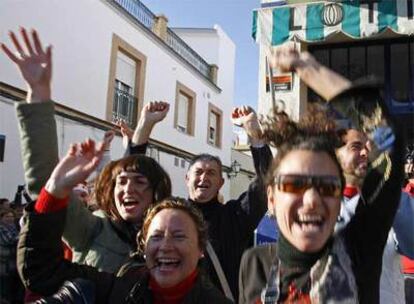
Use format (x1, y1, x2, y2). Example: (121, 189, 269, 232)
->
(141, 0, 261, 109)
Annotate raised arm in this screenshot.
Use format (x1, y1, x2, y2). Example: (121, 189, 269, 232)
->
(2, 28, 57, 198)
(232, 106, 272, 177)
(125, 101, 169, 155)
(17, 140, 114, 298)
(269, 42, 351, 101)
(228, 106, 272, 235)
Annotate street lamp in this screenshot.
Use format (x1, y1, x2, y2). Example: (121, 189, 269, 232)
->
(227, 160, 241, 178)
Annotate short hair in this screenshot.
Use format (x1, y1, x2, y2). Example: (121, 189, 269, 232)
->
(93, 155, 172, 222)
(137, 197, 208, 253)
(0, 198, 10, 205)
(0, 207, 15, 219)
(188, 154, 223, 175)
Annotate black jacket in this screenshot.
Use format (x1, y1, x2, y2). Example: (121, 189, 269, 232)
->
(194, 145, 272, 301)
(17, 207, 232, 304)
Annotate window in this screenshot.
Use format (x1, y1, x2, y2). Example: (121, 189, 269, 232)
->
(177, 92, 190, 133)
(207, 103, 222, 148)
(174, 156, 187, 169)
(113, 52, 136, 125)
(174, 82, 196, 135)
(309, 39, 414, 113)
(367, 45, 384, 83)
(107, 34, 146, 127)
(390, 44, 410, 102)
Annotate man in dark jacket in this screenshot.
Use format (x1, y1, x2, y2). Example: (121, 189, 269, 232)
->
(185, 106, 272, 301)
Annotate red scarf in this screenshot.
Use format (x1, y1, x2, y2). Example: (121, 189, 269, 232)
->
(149, 269, 198, 304)
(343, 186, 359, 199)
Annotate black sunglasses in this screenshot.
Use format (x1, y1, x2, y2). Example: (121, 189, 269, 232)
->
(274, 174, 342, 198)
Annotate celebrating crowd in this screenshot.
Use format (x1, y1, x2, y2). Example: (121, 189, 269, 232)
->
(1, 28, 413, 304)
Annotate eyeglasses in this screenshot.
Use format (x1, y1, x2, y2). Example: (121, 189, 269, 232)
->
(274, 174, 342, 198)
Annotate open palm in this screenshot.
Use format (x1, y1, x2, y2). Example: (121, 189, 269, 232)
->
(1, 28, 52, 100)
(46, 139, 104, 198)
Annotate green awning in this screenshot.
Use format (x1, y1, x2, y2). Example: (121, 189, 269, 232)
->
(253, 0, 414, 46)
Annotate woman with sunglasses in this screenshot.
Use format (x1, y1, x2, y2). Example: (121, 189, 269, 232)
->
(17, 139, 231, 303)
(238, 45, 404, 304)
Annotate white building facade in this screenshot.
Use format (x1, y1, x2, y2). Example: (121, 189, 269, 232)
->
(0, 0, 236, 200)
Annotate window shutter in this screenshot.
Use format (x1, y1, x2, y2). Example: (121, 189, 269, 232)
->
(116, 52, 136, 92)
(177, 93, 189, 131)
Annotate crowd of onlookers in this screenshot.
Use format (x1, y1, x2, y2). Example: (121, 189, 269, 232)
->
(0, 186, 30, 304)
(1, 28, 414, 304)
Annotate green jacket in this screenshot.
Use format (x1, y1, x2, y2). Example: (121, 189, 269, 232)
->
(16, 101, 135, 273)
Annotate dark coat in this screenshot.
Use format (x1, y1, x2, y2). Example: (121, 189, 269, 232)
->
(17, 207, 232, 304)
(238, 244, 276, 304)
(193, 145, 272, 300)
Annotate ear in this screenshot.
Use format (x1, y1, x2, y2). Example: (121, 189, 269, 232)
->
(267, 185, 275, 216)
(218, 176, 224, 190)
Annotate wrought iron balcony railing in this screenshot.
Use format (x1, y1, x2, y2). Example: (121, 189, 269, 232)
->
(112, 87, 138, 126)
(112, 0, 214, 82)
(114, 0, 155, 30)
(165, 28, 211, 78)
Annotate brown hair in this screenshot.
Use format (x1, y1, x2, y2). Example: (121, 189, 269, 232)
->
(137, 198, 208, 253)
(0, 208, 16, 219)
(262, 104, 345, 190)
(93, 155, 172, 222)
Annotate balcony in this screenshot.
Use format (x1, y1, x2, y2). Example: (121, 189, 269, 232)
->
(114, 0, 155, 30)
(112, 0, 217, 85)
(165, 28, 211, 78)
(112, 87, 138, 126)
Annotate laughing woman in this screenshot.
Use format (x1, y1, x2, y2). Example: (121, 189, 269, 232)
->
(238, 45, 404, 304)
(17, 139, 232, 303)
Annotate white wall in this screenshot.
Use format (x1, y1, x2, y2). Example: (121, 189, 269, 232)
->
(0, 0, 236, 201)
(0, 98, 25, 200)
(173, 25, 236, 161)
(0, 0, 234, 160)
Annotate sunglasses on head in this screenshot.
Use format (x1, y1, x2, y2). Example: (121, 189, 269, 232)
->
(274, 174, 342, 198)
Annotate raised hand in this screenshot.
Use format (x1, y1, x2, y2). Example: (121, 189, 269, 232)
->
(1, 28, 52, 102)
(131, 101, 170, 146)
(115, 120, 133, 149)
(232, 106, 263, 144)
(45, 139, 104, 198)
(102, 130, 115, 151)
(269, 42, 315, 73)
(141, 101, 170, 125)
(269, 42, 350, 101)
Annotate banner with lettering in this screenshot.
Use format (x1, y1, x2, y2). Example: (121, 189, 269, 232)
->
(253, 0, 414, 46)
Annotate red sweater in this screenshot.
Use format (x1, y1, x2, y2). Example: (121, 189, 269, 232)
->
(35, 187, 69, 213)
(149, 269, 198, 304)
